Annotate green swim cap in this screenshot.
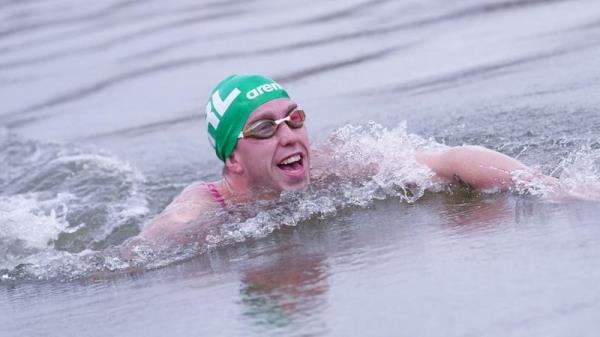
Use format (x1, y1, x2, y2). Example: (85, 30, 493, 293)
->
(205, 74, 290, 161)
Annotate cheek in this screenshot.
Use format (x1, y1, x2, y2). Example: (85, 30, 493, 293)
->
(238, 141, 277, 165)
(299, 129, 310, 147)
(302, 130, 309, 143)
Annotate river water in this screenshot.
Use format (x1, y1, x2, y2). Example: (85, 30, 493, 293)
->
(2, 0, 600, 336)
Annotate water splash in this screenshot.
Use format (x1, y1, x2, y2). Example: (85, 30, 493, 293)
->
(512, 144, 600, 202)
(0, 192, 74, 270)
(0, 122, 443, 282)
(0, 130, 149, 281)
(3, 121, 598, 282)
(204, 121, 444, 248)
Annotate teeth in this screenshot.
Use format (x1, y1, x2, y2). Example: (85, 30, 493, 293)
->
(280, 154, 301, 165)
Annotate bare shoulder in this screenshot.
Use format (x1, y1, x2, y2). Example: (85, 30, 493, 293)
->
(139, 181, 221, 241)
(165, 182, 216, 212)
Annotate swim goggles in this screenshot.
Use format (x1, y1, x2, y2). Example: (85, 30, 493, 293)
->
(238, 109, 306, 139)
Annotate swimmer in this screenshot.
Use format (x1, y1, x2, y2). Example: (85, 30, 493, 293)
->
(140, 74, 559, 241)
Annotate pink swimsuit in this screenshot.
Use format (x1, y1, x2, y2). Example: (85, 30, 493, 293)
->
(204, 182, 226, 208)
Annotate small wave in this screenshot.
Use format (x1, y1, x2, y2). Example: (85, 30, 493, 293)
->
(0, 131, 149, 281)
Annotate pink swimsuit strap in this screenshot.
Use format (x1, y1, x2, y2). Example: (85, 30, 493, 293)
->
(204, 182, 226, 208)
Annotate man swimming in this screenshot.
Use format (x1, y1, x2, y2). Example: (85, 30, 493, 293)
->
(140, 74, 555, 241)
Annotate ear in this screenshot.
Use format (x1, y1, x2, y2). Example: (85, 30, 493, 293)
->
(225, 150, 244, 175)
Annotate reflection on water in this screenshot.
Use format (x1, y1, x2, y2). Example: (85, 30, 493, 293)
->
(240, 253, 328, 331)
(437, 191, 515, 228)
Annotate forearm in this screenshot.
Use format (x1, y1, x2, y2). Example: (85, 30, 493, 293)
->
(417, 145, 536, 190)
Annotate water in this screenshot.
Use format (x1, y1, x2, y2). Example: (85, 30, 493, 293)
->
(2, 0, 600, 336)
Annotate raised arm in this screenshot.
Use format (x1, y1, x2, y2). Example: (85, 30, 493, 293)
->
(416, 145, 554, 190)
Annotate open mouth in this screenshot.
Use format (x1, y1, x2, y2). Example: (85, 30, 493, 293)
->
(277, 153, 304, 173)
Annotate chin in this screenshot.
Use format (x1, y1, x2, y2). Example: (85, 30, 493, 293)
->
(279, 176, 310, 192)
(273, 157, 310, 192)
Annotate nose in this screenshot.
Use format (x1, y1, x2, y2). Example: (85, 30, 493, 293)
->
(276, 122, 302, 146)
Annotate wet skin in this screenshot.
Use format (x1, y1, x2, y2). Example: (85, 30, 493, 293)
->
(143, 99, 598, 243)
(140, 98, 310, 242)
(225, 98, 311, 194)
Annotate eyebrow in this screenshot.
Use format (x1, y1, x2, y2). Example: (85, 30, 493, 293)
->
(284, 103, 298, 116)
(251, 103, 298, 121)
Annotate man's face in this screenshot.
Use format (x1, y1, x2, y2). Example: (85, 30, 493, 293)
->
(233, 98, 310, 192)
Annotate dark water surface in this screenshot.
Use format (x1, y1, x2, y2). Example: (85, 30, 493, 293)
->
(2, 0, 600, 336)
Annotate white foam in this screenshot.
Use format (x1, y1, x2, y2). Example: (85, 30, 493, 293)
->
(0, 193, 75, 269)
(0, 193, 74, 249)
(320, 121, 444, 201)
